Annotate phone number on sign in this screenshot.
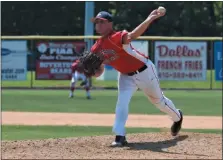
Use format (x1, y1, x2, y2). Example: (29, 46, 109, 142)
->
(1, 68, 25, 80)
(158, 72, 203, 79)
(2, 68, 25, 74)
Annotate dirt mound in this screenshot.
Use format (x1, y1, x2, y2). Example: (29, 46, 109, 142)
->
(2, 132, 222, 159)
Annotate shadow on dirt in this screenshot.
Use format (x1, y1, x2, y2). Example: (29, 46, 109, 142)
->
(126, 135, 208, 157)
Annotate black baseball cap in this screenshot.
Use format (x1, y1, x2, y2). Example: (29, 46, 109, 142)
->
(91, 11, 113, 23)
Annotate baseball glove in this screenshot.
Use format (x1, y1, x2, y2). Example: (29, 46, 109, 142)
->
(78, 51, 104, 77)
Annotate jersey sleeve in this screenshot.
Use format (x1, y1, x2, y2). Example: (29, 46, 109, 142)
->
(112, 30, 129, 48)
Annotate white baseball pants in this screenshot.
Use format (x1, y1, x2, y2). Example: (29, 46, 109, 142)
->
(112, 59, 181, 136)
(71, 71, 89, 87)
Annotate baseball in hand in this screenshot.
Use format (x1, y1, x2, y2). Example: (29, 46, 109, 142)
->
(157, 6, 166, 14)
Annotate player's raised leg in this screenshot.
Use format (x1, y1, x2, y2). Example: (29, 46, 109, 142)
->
(136, 60, 183, 136)
(112, 73, 138, 147)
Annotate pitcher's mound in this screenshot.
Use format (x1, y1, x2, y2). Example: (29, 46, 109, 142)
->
(2, 132, 222, 159)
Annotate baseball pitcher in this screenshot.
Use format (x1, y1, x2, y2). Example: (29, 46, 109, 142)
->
(78, 7, 183, 147)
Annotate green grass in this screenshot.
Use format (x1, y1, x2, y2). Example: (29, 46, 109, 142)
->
(2, 90, 222, 116)
(1, 71, 222, 89)
(2, 125, 222, 141)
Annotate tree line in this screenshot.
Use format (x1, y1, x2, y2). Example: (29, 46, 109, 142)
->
(2, 1, 223, 36)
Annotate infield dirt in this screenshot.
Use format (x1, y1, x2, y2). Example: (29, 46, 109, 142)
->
(2, 111, 222, 159)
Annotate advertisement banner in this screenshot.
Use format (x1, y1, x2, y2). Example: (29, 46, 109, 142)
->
(131, 40, 149, 57)
(155, 41, 207, 81)
(35, 41, 86, 80)
(1, 40, 27, 81)
(214, 41, 223, 81)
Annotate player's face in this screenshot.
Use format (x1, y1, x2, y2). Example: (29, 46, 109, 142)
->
(95, 19, 111, 35)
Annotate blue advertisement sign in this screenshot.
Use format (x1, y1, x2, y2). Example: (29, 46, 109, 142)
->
(214, 41, 223, 81)
(1, 40, 27, 81)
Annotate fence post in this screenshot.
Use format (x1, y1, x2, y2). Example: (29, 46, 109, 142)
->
(210, 41, 214, 90)
(150, 40, 156, 65)
(30, 39, 34, 89)
(85, 2, 94, 88)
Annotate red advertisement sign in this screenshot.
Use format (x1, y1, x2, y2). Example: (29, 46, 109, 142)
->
(35, 41, 86, 80)
(36, 60, 73, 80)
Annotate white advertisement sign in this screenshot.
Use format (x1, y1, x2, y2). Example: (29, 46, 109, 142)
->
(131, 40, 149, 57)
(97, 41, 149, 81)
(1, 40, 27, 81)
(155, 41, 207, 81)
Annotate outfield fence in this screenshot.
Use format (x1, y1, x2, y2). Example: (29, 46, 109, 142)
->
(1, 36, 222, 90)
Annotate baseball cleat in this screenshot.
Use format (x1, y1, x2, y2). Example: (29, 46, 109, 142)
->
(171, 110, 183, 136)
(69, 95, 74, 98)
(111, 135, 128, 147)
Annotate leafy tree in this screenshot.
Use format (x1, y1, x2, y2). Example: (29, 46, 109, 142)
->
(1, 1, 222, 36)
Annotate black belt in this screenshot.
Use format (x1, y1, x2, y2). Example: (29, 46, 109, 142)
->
(127, 65, 147, 76)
